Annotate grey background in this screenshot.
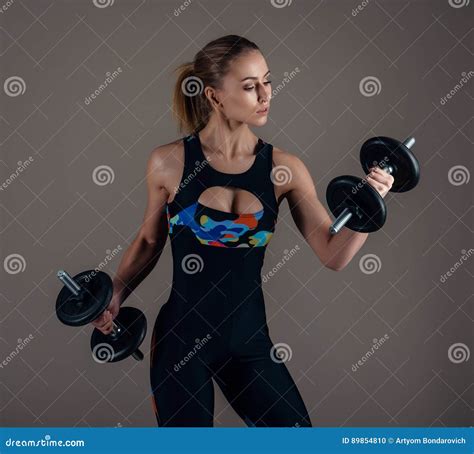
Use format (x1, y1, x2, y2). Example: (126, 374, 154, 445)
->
(0, 0, 472, 427)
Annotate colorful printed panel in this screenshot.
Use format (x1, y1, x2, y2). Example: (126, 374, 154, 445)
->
(166, 202, 274, 248)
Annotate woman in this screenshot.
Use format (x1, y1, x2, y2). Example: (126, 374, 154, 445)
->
(91, 35, 393, 427)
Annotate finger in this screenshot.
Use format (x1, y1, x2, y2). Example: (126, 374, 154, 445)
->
(366, 176, 386, 193)
(367, 170, 390, 185)
(371, 167, 394, 183)
(93, 311, 111, 329)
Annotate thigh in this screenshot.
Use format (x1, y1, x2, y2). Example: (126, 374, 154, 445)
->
(150, 315, 215, 427)
(215, 343, 312, 427)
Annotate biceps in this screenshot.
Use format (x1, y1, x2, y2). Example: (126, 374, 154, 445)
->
(287, 187, 332, 244)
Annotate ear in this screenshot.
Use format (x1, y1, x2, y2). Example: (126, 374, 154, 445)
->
(204, 86, 223, 109)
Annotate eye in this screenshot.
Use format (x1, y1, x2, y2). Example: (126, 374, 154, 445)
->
(244, 81, 272, 91)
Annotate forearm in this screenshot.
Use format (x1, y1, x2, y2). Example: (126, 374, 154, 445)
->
(324, 227, 369, 271)
(112, 234, 166, 304)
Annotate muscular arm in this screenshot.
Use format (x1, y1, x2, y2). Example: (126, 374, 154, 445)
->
(280, 153, 370, 271)
(112, 147, 170, 303)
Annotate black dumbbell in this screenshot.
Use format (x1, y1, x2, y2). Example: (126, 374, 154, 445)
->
(55, 269, 147, 363)
(326, 136, 420, 234)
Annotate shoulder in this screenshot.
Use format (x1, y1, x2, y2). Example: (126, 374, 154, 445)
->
(271, 145, 310, 186)
(148, 138, 184, 170)
(145, 138, 185, 191)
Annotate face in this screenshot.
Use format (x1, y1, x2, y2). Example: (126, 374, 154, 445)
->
(207, 50, 272, 126)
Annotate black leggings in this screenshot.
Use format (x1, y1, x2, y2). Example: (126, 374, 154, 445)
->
(149, 306, 312, 427)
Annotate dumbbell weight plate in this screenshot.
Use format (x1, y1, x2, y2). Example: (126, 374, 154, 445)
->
(56, 270, 112, 327)
(360, 136, 420, 193)
(326, 175, 387, 233)
(90, 307, 147, 363)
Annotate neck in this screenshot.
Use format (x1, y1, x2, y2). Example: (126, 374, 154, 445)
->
(198, 118, 258, 159)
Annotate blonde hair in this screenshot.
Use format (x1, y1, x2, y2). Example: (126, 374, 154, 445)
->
(172, 35, 260, 135)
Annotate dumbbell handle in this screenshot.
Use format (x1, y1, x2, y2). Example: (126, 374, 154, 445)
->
(57, 270, 144, 361)
(329, 137, 415, 235)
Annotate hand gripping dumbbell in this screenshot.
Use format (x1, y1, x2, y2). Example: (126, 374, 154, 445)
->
(326, 136, 420, 235)
(55, 269, 147, 363)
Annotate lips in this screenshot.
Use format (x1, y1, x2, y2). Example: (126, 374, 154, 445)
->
(257, 107, 268, 113)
